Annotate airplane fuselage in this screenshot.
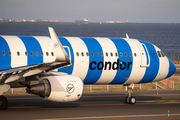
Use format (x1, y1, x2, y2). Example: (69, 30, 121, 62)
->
(0, 36, 175, 84)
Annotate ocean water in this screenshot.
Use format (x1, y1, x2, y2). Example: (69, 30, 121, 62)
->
(0, 22, 180, 52)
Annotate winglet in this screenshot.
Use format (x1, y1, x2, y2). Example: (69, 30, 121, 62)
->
(126, 33, 129, 39)
(48, 27, 70, 63)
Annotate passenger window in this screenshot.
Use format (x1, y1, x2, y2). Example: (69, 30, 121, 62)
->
(110, 52, 113, 57)
(81, 52, 84, 56)
(51, 52, 54, 56)
(125, 53, 127, 57)
(41, 52, 44, 56)
(106, 53, 108, 57)
(86, 52, 89, 56)
(25, 52, 28, 56)
(76, 52, 79, 56)
(30, 52, 33, 56)
(120, 53, 123, 57)
(115, 53, 118, 57)
(46, 52, 49, 56)
(91, 52, 94, 57)
(101, 52, 103, 57)
(8, 52, 11, 56)
(2, 51, 5, 56)
(129, 53, 132, 57)
(134, 53, 137, 57)
(17, 51, 20, 56)
(96, 52, 99, 57)
(36, 52, 39, 56)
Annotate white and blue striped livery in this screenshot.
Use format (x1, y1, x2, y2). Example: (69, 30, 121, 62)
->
(0, 27, 176, 109)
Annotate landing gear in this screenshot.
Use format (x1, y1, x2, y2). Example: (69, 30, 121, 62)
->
(0, 96, 8, 110)
(124, 84, 136, 104)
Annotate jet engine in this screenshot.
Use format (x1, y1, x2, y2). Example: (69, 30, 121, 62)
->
(26, 75, 84, 102)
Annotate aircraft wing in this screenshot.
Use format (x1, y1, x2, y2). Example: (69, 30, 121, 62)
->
(0, 61, 71, 84)
(0, 27, 71, 84)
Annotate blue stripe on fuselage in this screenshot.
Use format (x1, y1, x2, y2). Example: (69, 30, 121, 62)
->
(81, 37, 104, 84)
(110, 38, 133, 84)
(139, 40, 159, 83)
(57, 37, 74, 74)
(0, 36, 11, 70)
(166, 58, 176, 78)
(19, 36, 43, 65)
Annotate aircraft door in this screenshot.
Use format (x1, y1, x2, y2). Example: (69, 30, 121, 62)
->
(137, 43, 150, 67)
(63, 46, 71, 63)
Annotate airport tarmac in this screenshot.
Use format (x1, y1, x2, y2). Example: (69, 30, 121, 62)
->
(0, 90, 180, 120)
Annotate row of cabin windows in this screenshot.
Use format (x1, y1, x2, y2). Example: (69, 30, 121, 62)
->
(76, 52, 135, 57)
(2, 51, 54, 57)
(2, 51, 137, 58)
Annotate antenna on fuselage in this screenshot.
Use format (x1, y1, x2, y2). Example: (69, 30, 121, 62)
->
(126, 33, 129, 39)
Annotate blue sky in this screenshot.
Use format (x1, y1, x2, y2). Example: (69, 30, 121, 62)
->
(0, 0, 180, 23)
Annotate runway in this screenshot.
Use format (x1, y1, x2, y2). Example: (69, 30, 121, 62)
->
(1, 90, 180, 120)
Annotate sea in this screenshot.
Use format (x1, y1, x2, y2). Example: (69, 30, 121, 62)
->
(0, 22, 180, 54)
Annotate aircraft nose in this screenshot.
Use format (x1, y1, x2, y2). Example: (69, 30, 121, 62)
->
(166, 58, 176, 78)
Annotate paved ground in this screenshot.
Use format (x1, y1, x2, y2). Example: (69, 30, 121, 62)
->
(0, 90, 180, 120)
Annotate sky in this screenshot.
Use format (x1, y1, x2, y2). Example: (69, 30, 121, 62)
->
(0, 0, 180, 23)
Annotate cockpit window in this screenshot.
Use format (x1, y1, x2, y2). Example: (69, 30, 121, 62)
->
(157, 51, 165, 57)
(157, 51, 162, 57)
(160, 51, 165, 57)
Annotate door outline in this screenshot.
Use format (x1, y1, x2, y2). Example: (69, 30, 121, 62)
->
(137, 43, 150, 67)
